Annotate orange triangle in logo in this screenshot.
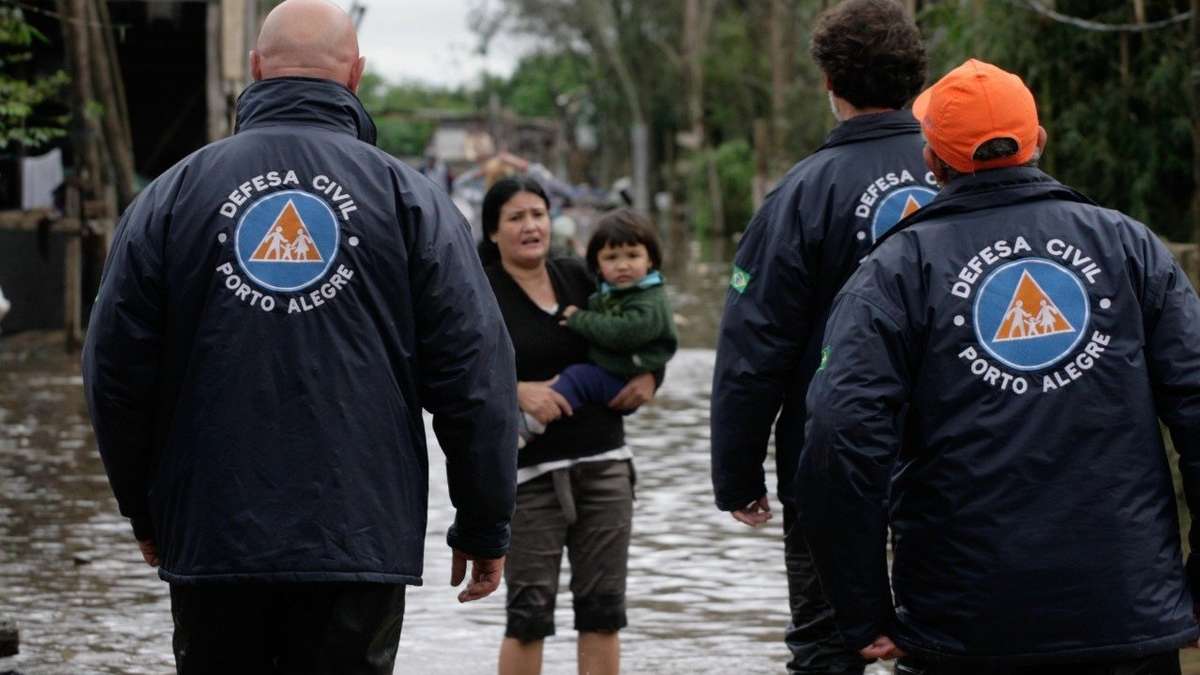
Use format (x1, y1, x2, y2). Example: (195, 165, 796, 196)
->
(250, 200, 323, 263)
(993, 270, 1073, 342)
(901, 195, 923, 219)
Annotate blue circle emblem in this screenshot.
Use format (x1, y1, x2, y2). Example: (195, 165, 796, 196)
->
(872, 186, 936, 241)
(973, 258, 1090, 371)
(234, 190, 339, 292)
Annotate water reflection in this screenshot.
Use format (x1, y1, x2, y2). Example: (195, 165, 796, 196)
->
(0, 240, 890, 674)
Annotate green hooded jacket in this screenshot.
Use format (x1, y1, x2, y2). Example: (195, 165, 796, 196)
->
(565, 271, 678, 378)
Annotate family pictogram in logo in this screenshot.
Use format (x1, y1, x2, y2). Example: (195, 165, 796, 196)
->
(974, 259, 1090, 371)
(993, 270, 1074, 341)
(235, 190, 339, 292)
(250, 201, 323, 263)
(872, 186, 937, 241)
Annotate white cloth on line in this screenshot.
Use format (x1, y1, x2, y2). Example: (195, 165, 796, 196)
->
(21, 147, 64, 210)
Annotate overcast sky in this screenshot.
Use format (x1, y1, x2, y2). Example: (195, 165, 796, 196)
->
(339, 0, 533, 88)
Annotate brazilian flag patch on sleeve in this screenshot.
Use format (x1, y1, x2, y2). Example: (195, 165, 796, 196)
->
(730, 265, 751, 294)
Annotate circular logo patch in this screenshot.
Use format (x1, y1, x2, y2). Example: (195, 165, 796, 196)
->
(234, 190, 339, 292)
(973, 258, 1090, 371)
(872, 186, 936, 241)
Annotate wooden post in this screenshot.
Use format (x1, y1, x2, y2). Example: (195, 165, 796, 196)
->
(64, 184, 83, 349)
(86, 0, 136, 211)
(206, 2, 227, 141)
(58, 0, 105, 194)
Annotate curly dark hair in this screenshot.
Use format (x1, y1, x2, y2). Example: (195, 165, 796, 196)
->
(810, 0, 927, 111)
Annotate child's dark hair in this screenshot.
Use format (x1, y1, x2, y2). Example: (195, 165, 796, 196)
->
(585, 208, 662, 277)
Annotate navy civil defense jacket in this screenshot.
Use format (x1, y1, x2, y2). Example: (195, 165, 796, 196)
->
(798, 166, 1200, 661)
(82, 77, 518, 585)
(711, 110, 933, 511)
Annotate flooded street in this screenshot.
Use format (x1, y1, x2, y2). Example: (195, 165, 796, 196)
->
(0, 241, 890, 674)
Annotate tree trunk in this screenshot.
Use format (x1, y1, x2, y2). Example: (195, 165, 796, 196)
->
(585, 0, 650, 211)
(768, 0, 790, 179)
(684, 0, 723, 233)
(630, 122, 650, 212)
(752, 119, 769, 210)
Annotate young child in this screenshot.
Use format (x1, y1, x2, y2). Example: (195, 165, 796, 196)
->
(519, 208, 678, 446)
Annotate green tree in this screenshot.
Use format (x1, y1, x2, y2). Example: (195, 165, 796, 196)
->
(0, 7, 68, 150)
(356, 72, 474, 158)
(920, 0, 1193, 242)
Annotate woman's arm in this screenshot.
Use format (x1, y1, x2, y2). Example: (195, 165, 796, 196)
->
(517, 379, 573, 424)
(607, 372, 657, 412)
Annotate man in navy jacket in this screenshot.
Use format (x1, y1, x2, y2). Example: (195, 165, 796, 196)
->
(709, 1, 930, 672)
(81, 1, 517, 671)
(798, 59, 1200, 674)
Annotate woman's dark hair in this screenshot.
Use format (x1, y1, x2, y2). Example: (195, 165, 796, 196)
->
(585, 208, 662, 277)
(810, 0, 927, 111)
(476, 175, 551, 266)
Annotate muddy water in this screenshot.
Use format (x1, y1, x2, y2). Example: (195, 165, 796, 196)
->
(0, 241, 890, 674)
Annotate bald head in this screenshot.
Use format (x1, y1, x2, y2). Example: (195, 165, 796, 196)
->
(251, 0, 366, 92)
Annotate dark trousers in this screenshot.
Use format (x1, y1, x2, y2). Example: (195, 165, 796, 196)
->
(783, 503, 866, 675)
(552, 363, 628, 411)
(895, 651, 1181, 675)
(170, 582, 406, 675)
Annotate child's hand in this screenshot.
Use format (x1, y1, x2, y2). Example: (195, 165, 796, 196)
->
(562, 305, 579, 318)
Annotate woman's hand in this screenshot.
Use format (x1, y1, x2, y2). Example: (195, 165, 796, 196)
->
(558, 305, 579, 326)
(608, 372, 656, 412)
(518, 379, 573, 425)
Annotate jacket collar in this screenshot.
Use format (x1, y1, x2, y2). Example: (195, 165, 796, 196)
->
(234, 77, 378, 145)
(817, 109, 921, 152)
(600, 270, 663, 295)
(871, 166, 1096, 251)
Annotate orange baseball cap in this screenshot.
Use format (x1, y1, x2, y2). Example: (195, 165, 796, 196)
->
(911, 59, 1039, 173)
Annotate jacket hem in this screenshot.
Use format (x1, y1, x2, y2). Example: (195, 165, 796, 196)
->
(159, 568, 424, 586)
(895, 625, 1199, 664)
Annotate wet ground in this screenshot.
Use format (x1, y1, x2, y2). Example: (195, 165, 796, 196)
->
(8, 236, 1194, 674)
(0, 240, 894, 674)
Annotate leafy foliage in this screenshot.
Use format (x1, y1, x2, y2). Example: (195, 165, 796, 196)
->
(921, 0, 1192, 242)
(450, 0, 1195, 240)
(357, 72, 473, 157)
(0, 7, 68, 151)
(479, 50, 591, 118)
(688, 139, 754, 235)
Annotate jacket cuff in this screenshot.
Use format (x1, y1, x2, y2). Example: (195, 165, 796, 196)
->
(841, 621, 884, 656)
(714, 484, 767, 512)
(447, 521, 509, 559)
(130, 515, 155, 542)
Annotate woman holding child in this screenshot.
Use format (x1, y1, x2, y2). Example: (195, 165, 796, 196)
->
(480, 176, 676, 675)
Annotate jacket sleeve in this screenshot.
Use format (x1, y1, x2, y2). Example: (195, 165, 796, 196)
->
(1141, 239, 1200, 597)
(406, 179, 518, 559)
(710, 193, 816, 511)
(794, 288, 913, 650)
(565, 290, 664, 353)
(81, 191, 167, 542)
